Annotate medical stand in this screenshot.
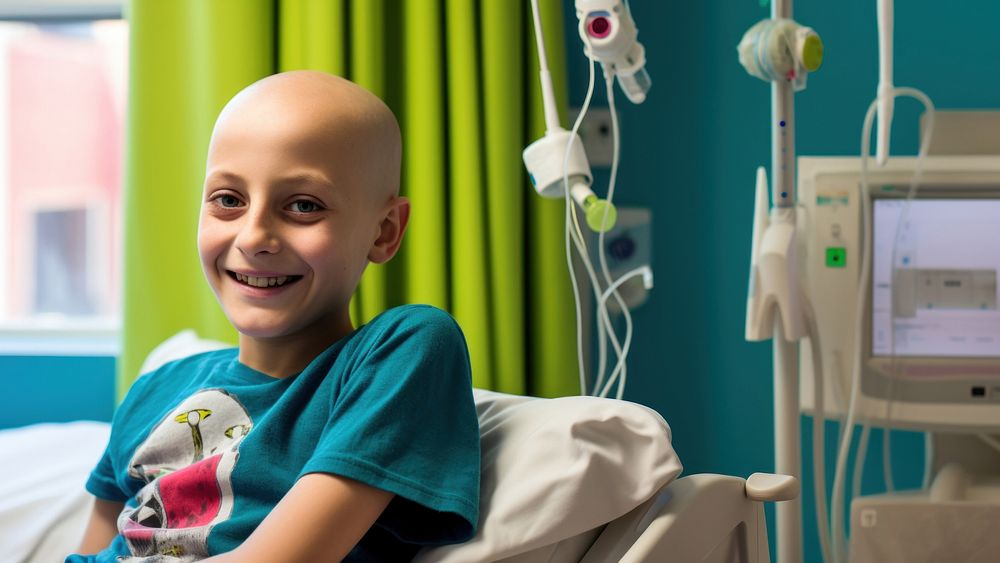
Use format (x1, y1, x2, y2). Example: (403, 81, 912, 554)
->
(741, 0, 824, 561)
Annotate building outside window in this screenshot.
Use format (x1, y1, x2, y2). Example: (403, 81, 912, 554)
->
(0, 9, 126, 353)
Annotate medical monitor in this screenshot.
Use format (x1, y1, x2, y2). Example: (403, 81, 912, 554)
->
(798, 156, 1000, 432)
(871, 198, 1000, 359)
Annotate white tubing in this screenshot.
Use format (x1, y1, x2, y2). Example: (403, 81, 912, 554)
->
(562, 32, 624, 398)
(830, 87, 935, 563)
(978, 434, 1000, 456)
(596, 68, 635, 400)
(853, 424, 871, 500)
(564, 55, 597, 395)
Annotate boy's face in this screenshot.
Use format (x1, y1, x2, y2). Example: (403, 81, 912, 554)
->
(198, 100, 378, 341)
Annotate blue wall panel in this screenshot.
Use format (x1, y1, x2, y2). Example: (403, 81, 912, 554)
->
(0, 355, 115, 429)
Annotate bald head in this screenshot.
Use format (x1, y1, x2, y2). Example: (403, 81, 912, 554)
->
(209, 70, 402, 203)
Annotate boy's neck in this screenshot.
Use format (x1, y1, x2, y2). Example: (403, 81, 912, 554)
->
(237, 317, 354, 378)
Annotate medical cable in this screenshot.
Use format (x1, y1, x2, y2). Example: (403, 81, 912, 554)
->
(529, 0, 635, 398)
(567, 27, 635, 399)
(882, 425, 895, 492)
(883, 83, 934, 500)
(880, 89, 936, 496)
(529, 0, 612, 396)
(561, 39, 626, 398)
(922, 432, 935, 489)
(588, 65, 618, 397)
(977, 434, 1000, 456)
(852, 424, 871, 500)
(598, 265, 652, 398)
(596, 66, 636, 400)
(830, 87, 934, 563)
(565, 32, 598, 395)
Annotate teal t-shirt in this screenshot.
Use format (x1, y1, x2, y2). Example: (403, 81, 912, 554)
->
(67, 305, 479, 562)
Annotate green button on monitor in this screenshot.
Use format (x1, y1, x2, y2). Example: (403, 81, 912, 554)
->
(826, 247, 846, 268)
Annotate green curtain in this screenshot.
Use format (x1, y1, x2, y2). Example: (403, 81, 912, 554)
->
(122, 0, 577, 400)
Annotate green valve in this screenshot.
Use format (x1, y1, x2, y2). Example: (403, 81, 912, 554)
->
(802, 33, 824, 72)
(826, 247, 846, 268)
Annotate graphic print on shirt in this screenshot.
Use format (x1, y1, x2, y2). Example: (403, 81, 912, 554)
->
(118, 388, 253, 560)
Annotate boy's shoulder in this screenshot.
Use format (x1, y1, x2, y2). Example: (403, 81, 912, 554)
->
(360, 304, 465, 344)
(369, 303, 458, 327)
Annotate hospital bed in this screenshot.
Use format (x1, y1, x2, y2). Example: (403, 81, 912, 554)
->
(0, 332, 794, 563)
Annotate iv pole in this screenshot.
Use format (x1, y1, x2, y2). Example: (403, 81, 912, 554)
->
(742, 0, 824, 560)
(770, 3, 802, 562)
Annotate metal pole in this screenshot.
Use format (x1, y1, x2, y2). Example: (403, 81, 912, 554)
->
(771, 3, 803, 562)
(774, 318, 802, 563)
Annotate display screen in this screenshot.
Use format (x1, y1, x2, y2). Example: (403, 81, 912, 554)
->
(872, 198, 1000, 357)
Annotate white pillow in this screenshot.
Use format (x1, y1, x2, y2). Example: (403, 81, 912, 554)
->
(413, 389, 683, 563)
(138, 329, 231, 375)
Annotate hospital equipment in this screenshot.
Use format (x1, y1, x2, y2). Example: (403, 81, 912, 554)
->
(523, 0, 653, 399)
(574, 0, 651, 104)
(797, 155, 1000, 563)
(737, 0, 824, 560)
(2, 330, 799, 563)
(738, 0, 1000, 559)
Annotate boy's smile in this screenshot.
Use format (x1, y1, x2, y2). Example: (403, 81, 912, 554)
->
(196, 71, 408, 377)
(226, 270, 301, 290)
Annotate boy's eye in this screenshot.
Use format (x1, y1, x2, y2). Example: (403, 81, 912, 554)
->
(288, 200, 322, 213)
(215, 194, 242, 208)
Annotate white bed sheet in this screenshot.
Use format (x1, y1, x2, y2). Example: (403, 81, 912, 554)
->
(0, 421, 110, 563)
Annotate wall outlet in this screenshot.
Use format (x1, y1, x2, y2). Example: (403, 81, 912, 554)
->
(570, 106, 615, 167)
(587, 206, 652, 312)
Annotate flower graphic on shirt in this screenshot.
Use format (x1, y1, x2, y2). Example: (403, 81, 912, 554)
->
(119, 388, 253, 560)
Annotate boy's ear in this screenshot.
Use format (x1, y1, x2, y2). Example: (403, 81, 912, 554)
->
(368, 196, 411, 264)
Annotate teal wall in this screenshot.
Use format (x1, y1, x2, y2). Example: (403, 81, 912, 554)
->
(0, 355, 115, 429)
(563, 1, 1000, 561)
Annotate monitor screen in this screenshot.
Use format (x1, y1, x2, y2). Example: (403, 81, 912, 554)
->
(872, 198, 1000, 358)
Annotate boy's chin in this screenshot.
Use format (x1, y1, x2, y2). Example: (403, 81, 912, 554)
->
(237, 327, 287, 340)
(228, 317, 297, 340)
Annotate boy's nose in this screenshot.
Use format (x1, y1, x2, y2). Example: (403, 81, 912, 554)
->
(235, 209, 281, 255)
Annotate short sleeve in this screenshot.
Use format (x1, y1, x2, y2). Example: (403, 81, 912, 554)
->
(301, 306, 480, 545)
(84, 373, 154, 502)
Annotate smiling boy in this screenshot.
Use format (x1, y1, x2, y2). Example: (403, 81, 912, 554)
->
(68, 71, 480, 562)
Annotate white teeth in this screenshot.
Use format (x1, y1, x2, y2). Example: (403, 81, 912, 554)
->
(232, 272, 292, 288)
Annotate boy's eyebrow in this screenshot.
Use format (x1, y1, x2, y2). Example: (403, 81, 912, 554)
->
(204, 170, 339, 197)
(278, 172, 337, 190)
(204, 170, 245, 186)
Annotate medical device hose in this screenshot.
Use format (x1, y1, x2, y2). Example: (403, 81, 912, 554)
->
(830, 87, 934, 563)
(595, 63, 636, 400)
(563, 42, 634, 400)
(529, 0, 631, 398)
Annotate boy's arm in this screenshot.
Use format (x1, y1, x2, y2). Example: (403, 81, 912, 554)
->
(77, 498, 125, 554)
(205, 472, 394, 563)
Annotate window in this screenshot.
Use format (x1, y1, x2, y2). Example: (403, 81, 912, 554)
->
(0, 15, 126, 353)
